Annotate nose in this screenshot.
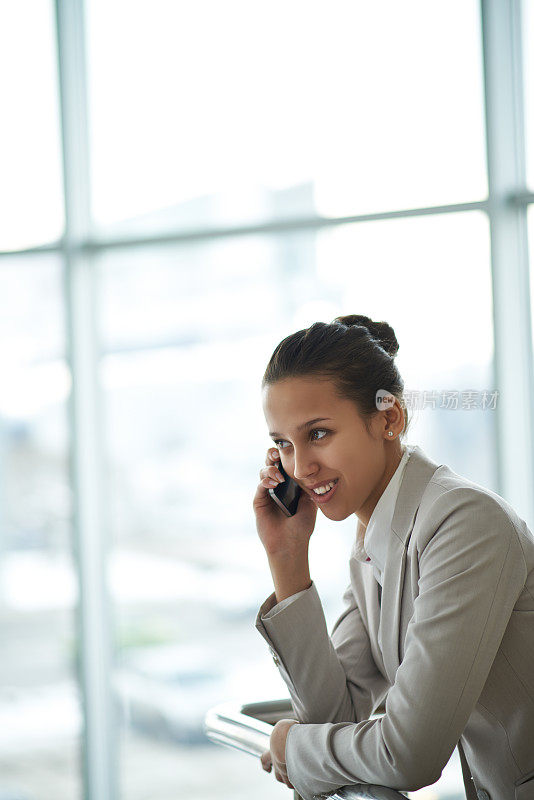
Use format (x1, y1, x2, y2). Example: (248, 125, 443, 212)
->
(293, 448, 319, 482)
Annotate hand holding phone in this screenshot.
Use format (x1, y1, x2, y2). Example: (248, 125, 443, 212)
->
(268, 460, 302, 517)
(252, 447, 318, 558)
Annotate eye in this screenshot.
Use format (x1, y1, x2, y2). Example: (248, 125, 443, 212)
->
(272, 428, 329, 449)
(273, 438, 288, 449)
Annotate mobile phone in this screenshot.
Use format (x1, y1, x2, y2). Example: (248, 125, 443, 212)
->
(268, 460, 302, 517)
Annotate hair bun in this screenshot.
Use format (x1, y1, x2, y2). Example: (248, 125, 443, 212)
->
(332, 314, 399, 358)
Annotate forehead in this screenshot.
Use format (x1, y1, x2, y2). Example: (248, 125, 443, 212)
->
(262, 377, 344, 425)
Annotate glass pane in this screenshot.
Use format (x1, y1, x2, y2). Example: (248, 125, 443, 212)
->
(98, 210, 491, 800)
(0, 256, 80, 799)
(87, 0, 487, 235)
(529, 205, 534, 341)
(524, 0, 534, 188)
(0, 2, 64, 250)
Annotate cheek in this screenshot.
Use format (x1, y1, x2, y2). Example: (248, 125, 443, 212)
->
(343, 461, 372, 495)
(336, 451, 362, 478)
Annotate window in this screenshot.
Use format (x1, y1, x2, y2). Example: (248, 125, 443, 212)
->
(1, 2, 533, 799)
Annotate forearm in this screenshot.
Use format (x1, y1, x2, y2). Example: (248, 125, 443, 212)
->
(267, 550, 312, 603)
(257, 582, 359, 724)
(256, 580, 389, 725)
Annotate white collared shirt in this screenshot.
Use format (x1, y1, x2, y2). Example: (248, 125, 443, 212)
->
(352, 444, 415, 585)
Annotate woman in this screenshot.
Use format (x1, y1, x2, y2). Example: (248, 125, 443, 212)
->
(252, 315, 534, 800)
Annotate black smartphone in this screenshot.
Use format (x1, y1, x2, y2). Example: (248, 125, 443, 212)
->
(268, 460, 302, 517)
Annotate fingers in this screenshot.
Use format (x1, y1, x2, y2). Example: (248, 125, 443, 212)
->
(259, 466, 285, 488)
(260, 750, 272, 772)
(255, 447, 286, 490)
(273, 767, 294, 789)
(261, 749, 293, 788)
(259, 452, 285, 487)
(265, 447, 280, 466)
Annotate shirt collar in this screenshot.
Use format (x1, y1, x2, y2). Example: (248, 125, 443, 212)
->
(351, 444, 415, 570)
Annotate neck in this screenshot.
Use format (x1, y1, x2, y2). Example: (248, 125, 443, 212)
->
(357, 442, 406, 528)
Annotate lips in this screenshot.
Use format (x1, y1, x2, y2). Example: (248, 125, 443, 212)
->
(304, 478, 339, 493)
(306, 478, 339, 504)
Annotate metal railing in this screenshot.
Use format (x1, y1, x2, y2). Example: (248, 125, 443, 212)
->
(204, 698, 408, 800)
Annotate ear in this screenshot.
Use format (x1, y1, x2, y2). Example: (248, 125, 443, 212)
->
(384, 397, 405, 437)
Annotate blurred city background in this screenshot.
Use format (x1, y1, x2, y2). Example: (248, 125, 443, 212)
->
(1, 1, 534, 799)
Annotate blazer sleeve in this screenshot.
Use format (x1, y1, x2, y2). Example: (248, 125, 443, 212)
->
(261, 587, 309, 616)
(281, 488, 528, 800)
(255, 579, 389, 725)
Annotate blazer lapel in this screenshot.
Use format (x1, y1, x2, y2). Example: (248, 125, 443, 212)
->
(379, 445, 442, 683)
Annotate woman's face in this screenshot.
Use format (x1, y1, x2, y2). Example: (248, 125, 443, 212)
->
(262, 376, 403, 524)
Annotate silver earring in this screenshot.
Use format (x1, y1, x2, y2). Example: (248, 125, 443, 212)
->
(387, 431, 394, 437)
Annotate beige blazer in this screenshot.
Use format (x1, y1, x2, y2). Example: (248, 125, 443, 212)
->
(255, 445, 534, 800)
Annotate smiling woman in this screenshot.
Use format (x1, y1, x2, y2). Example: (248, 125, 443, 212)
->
(251, 314, 534, 800)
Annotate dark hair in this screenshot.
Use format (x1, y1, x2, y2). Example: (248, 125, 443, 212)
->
(261, 313, 410, 439)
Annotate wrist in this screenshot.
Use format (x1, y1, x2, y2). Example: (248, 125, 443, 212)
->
(271, 718, 300, 762)
(284, 720, 300, 760)
(266, 543, 309, 562)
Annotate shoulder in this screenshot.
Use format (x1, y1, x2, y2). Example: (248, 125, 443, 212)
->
(412, 464, 530, 561)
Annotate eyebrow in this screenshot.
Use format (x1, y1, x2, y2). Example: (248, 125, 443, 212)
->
(269, 417, 333, 438)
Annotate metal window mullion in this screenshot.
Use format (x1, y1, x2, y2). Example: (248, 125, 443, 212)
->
(0, 199, 497, 259)
(54, 1, 117, 800)
(481, 0, 534, 527)
(5, 195, 534, 261)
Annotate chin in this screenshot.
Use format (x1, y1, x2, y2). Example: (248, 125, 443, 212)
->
(320, 506, 351, 522)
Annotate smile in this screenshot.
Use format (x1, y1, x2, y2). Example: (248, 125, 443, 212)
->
(309, 478, 339, 504)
